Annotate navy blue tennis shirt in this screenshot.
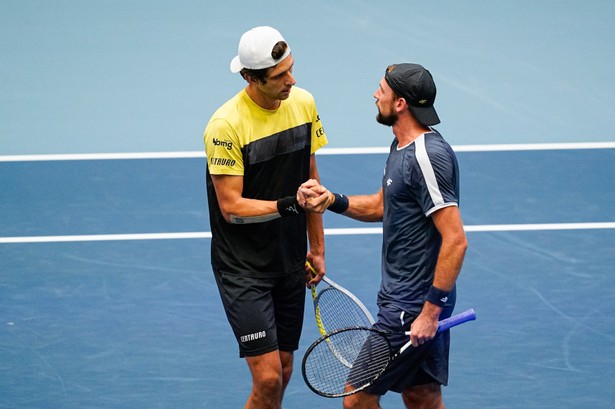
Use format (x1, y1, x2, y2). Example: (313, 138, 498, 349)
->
(378, 129, 460, 314)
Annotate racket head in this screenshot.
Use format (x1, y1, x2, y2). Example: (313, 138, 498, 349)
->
(315, 287, 374, 333)
(301, 326, 393, 398)
(306, 261, 375, 337)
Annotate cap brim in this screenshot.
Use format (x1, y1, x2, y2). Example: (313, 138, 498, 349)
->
(409, 106, 441, 126)
(230, 56, 243, 73)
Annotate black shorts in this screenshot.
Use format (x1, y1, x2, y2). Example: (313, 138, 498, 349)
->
(364, 303, 454, 395)
(213, 269, 306, 357)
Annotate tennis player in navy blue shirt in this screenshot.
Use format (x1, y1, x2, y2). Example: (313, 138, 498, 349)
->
(299, 63, 468, 409)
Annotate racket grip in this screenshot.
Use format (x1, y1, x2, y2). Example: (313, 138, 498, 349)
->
(437, 308, 476, 332)
(306, 261, 317, 276)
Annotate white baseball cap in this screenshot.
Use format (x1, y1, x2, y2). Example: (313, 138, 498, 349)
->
(230, 26, 291, 73)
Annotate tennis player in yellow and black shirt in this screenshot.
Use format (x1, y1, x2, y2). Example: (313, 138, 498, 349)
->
(203, 26, 328, 409)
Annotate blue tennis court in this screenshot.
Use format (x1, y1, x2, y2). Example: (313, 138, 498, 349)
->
(2, 147, 615, 408)
(2, 1, 615, 407)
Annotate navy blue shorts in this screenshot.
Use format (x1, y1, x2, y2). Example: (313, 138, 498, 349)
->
(365, 302, 454, 395)
(213, 269, 306, 358)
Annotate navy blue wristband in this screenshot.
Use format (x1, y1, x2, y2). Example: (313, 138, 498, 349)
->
(328, 193, 349, 214)
(277, 196, 304, 217)
(426, 285, 450, 307)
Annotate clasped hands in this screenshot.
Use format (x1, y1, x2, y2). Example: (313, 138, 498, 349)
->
(296, 179, 335, 213)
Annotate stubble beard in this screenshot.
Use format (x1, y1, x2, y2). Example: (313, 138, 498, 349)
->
(376, 111, 398, 127)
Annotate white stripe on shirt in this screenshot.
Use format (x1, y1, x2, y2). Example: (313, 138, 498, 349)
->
(415, 134, 445, 209)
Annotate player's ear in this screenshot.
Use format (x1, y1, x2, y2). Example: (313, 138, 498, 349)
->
(241, 72, 252, 83)
(243, 72, 262, 85)
(395, 97, 408, 113)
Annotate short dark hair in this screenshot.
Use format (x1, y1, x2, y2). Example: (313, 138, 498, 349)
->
(240, 41, 289, 84)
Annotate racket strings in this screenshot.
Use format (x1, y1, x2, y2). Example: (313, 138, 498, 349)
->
(317, 288, 373, 332)
(303, 328, 392, 397)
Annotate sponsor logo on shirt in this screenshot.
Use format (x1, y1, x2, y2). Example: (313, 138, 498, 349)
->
(210, 157, 236, 167)
(212, 138, 233, 150)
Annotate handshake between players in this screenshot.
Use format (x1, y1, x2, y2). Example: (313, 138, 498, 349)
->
(296, 179, 337, 213)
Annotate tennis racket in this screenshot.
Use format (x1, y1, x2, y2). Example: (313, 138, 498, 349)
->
(302, 308, 476, 398)
(307, 261, 375, 368)
(307, 261, 375, 336)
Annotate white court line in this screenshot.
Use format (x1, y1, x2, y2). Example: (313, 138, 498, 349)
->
(0, 232, 212, 244)
(1, 142, 614, 162)
(0, 151, 205, 162)
(450, 141, 615, 152)
(321, 142, 615, 155)
(464, 222, 615, 232)
(327, 222, 615, 234)
(1, 222, 614, 244)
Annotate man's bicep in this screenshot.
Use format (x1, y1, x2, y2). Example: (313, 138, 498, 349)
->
(431, 205, 465, 238)
(210, 174, 244, 215)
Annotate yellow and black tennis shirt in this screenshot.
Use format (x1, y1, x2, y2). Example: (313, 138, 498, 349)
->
(204, 87, 328, 276)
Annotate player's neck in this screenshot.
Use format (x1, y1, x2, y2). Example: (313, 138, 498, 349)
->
(393, 117, 430, 147)
(245, 85, 281, 111)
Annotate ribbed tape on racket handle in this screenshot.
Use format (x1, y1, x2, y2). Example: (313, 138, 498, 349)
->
(437, 308, 476, 332)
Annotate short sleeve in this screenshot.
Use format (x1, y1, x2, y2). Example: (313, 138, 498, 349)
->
(204, 118, 244, 176)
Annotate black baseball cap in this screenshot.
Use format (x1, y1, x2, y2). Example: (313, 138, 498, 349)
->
(384, 63, 440, 126)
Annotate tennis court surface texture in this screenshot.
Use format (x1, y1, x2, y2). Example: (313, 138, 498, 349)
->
(2, 146, 614, 408)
